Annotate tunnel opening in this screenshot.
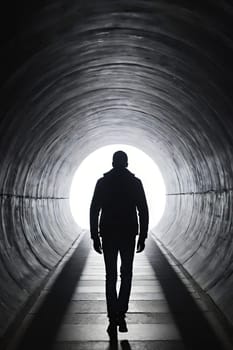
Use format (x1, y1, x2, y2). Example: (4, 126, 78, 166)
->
(69, 144, 166, 230)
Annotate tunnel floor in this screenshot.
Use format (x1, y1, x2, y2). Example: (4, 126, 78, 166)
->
(6, 233, 233, 350)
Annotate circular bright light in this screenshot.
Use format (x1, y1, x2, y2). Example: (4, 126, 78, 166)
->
(69, 145, 166, 230)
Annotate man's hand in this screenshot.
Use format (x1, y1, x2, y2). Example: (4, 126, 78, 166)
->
(136, 237, 146, 253)
(93, 237, 102, 254)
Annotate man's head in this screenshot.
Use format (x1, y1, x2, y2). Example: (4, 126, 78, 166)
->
(112, 150, 128, 168)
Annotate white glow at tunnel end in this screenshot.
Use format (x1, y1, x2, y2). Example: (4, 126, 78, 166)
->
(69, 145, 166, 231)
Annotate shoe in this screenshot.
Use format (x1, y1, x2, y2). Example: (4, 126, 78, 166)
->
(118, 317, 128, 332)
(107, 322, 118, 339)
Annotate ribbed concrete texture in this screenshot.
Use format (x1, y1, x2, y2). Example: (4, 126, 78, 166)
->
(0, 0, 233, 344)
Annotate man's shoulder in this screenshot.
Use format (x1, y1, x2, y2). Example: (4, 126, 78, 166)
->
(126, 171, 141, 184)
(133, 176, 143, 191)
(96, 170, 113, 184)
(96, 176, 105, 185)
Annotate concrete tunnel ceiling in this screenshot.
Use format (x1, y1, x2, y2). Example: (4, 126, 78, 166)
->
(1, 0, 233, 339)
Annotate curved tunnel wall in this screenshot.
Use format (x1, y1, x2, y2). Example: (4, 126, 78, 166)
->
(1, 0, 233, 337)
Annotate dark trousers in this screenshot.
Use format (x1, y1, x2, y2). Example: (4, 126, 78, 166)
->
(102, 235, 136, 320)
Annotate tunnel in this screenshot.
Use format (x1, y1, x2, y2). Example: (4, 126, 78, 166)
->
(0, 0, 233, 347)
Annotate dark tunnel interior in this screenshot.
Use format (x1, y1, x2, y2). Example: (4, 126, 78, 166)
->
(1, 0, 233, 342)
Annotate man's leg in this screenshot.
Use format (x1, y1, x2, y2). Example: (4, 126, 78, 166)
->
(102, 238, 119, 322)
(118, 237, 136, 320)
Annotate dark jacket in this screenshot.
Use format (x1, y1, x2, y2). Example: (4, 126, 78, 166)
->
(90, 167, 149, 240)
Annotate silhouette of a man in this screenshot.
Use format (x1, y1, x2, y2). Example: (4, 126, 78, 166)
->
(90, 150, 149, 337)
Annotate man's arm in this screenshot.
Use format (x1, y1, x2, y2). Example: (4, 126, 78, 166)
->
(135, 179, 149, 253)
(90, 179, 103, 254)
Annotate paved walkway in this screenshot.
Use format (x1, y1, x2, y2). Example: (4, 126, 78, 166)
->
(6, 233, 233, 350)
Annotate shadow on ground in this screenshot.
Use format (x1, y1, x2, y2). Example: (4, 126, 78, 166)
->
(15, 234, 90, 350)
(146, 236, 227, 349)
